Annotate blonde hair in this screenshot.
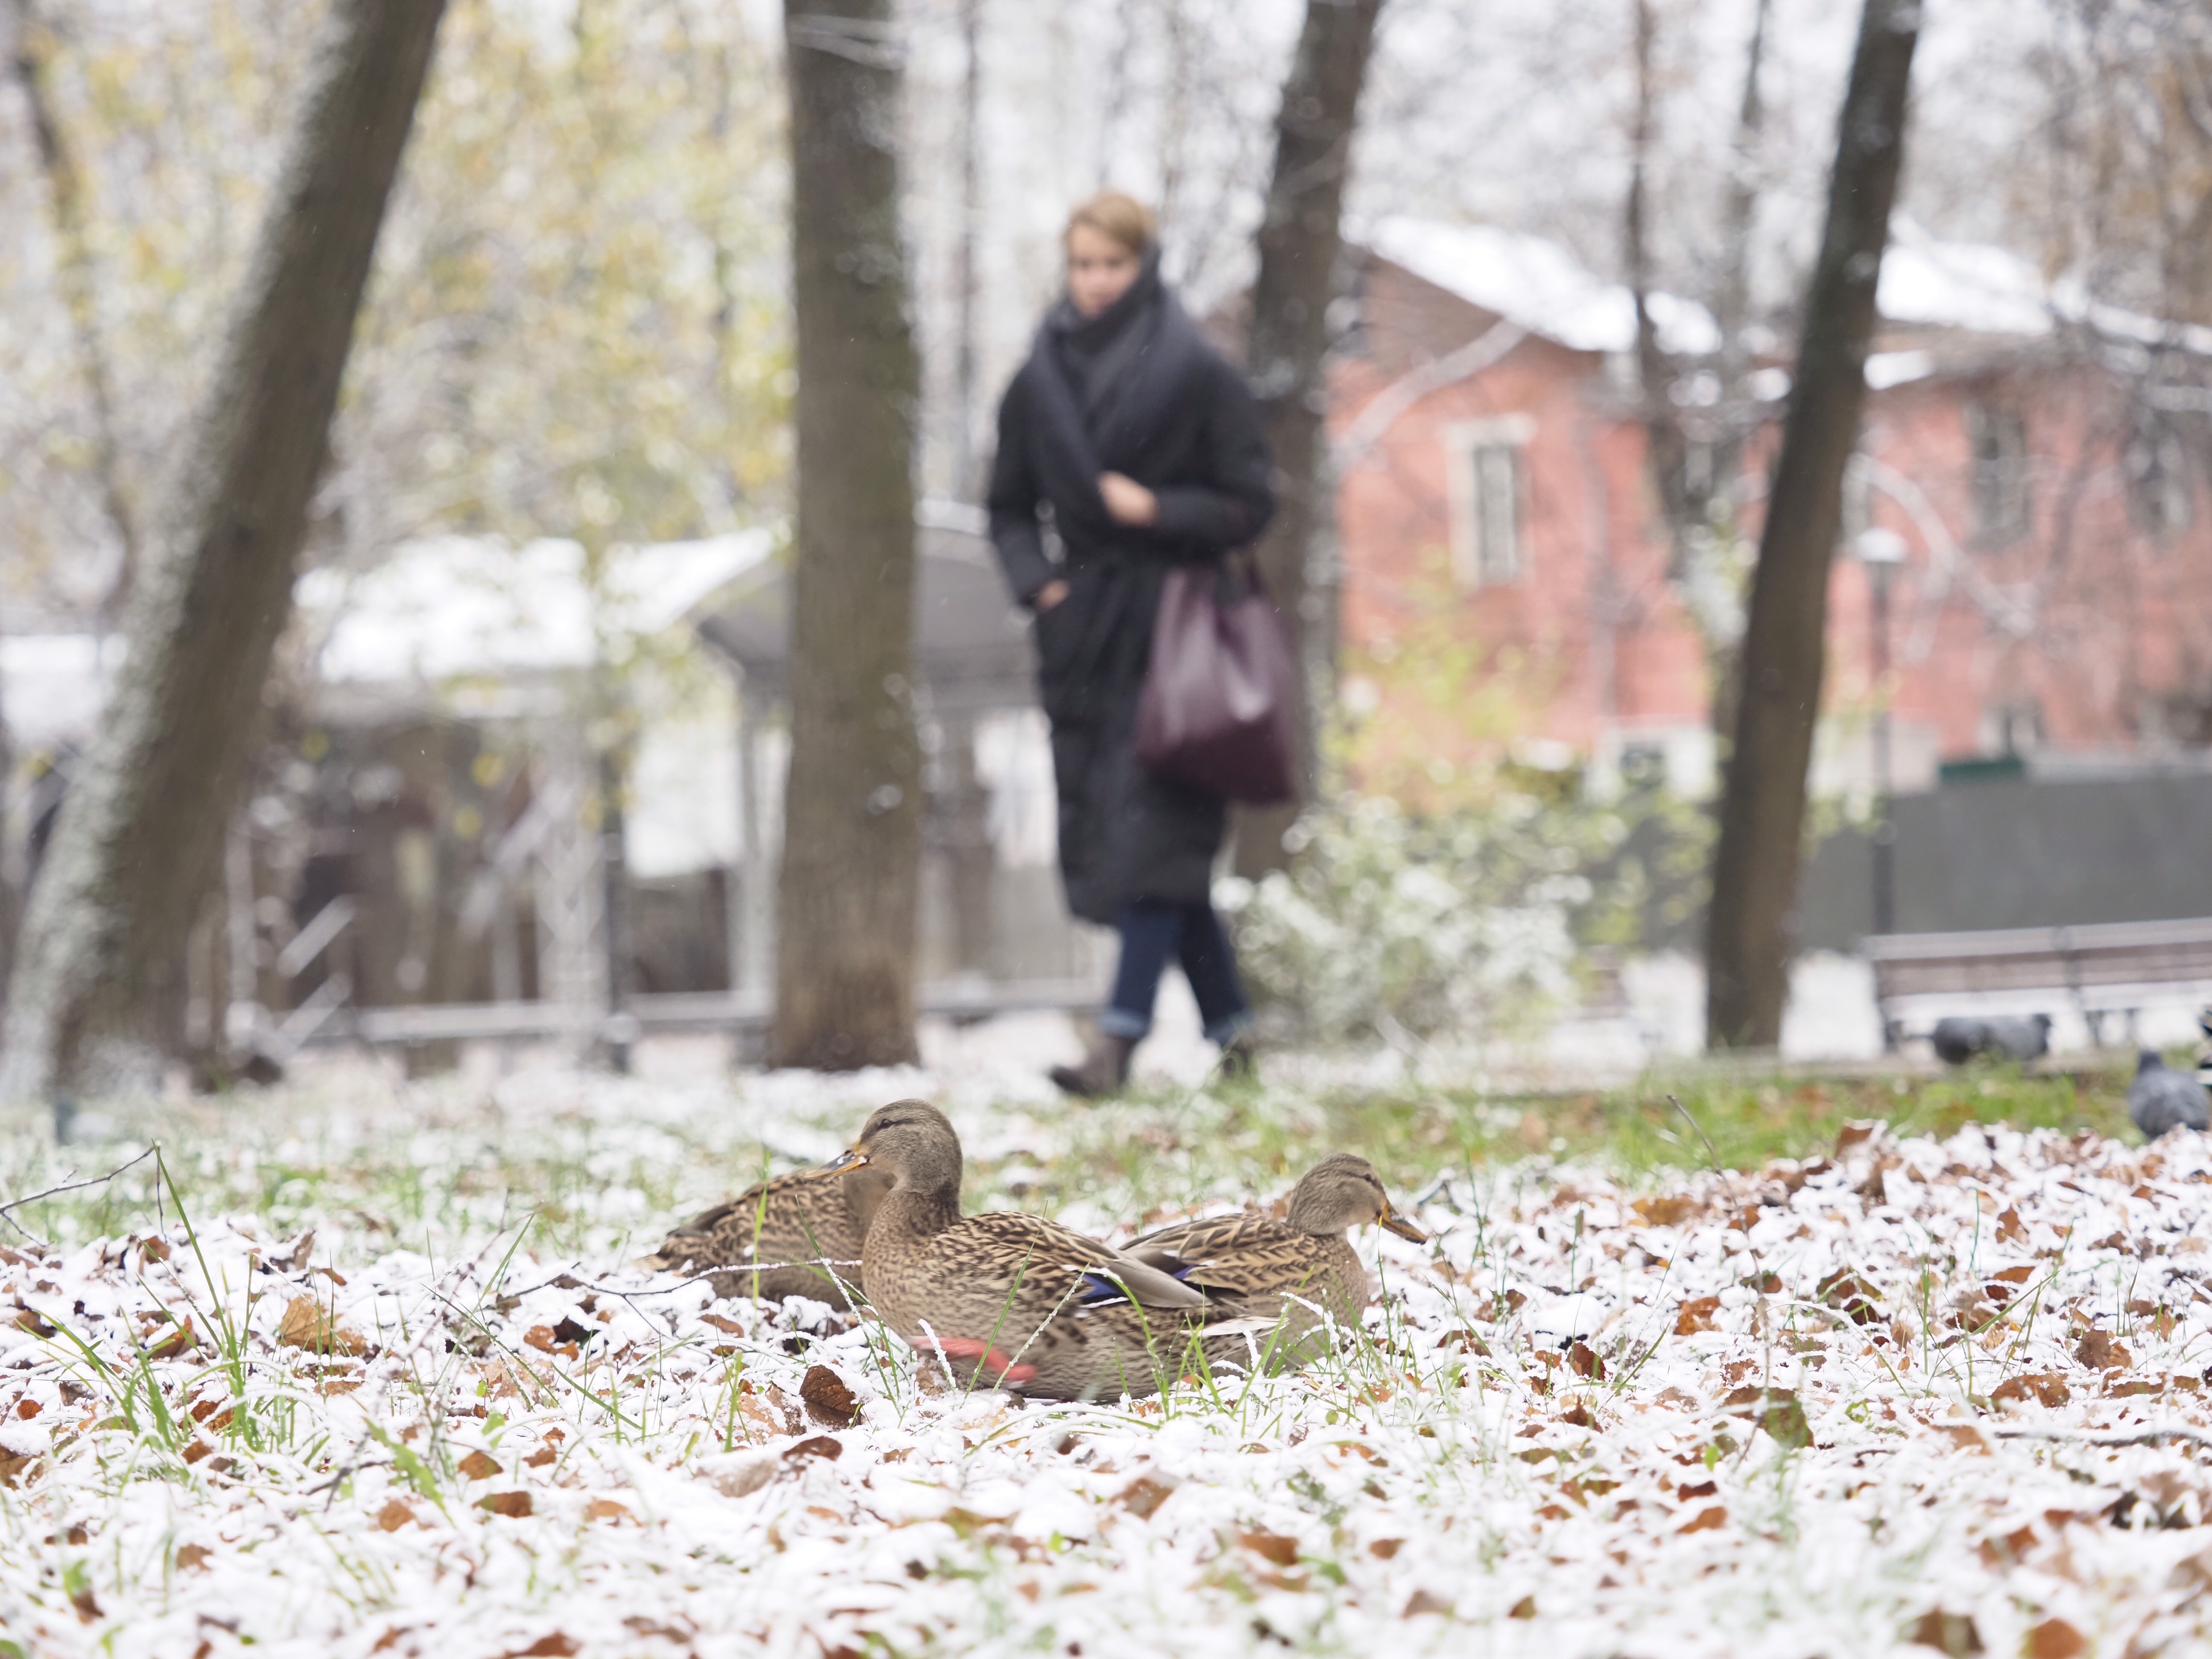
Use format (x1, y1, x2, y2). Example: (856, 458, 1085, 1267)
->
(1066, 191, 1156, 257)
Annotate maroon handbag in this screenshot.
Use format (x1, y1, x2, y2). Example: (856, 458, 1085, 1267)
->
(1134, 558, 1299, 804)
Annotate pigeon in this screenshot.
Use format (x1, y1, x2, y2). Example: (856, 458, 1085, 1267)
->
(2128, 1049, 2209, 1140)
(1930, 1013, 2052, 1067)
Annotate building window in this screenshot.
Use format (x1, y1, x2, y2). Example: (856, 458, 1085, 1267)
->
(1447, 414, 1534, 588)
(1965, 400, 2031, 547)
(2126, 407, 2191, 536)
(1979, 699, 2042, 758)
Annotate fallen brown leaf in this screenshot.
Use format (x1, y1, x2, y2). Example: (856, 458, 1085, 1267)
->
(277, 1298, 366, 1357)
(1720, 1385, 1810, 1448)
(375, 1500, 415, 1532)
(1936, 1423, 1991, 1454)
(176, 1543, 212, 1571)
(1675, 1295, 1723, 1335)
(1905, 1610, 1983, 1655)
(477, 1491, 533, 1518)
(1118, 1475, 1177, 1519)
(1678, 1506, 1727, 1534)
(1402, 1588, 1454, 1617)
(495, 1637, 578, 1658)
(1239, 1529, 1299, 1567)
(2023, 1619, 2084, 1659)
(459, 1450, 501, 1481)
(1991, 1373, 2069, 1409)
(800, 1363, 859, 1428)
(585, 1498, 630, 1522)
(2074, 1330, 2131, 1371)
(1817, 1269, 1883, 1324)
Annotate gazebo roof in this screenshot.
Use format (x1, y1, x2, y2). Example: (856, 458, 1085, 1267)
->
(691, 502, 1035, 715)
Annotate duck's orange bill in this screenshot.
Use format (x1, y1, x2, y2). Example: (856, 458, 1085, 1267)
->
(803, 1147, 872, 1181)
(1381, 1210, 1427, 1243)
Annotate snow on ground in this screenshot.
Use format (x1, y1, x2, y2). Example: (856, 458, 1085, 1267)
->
(1, 1066, 2211, 1657)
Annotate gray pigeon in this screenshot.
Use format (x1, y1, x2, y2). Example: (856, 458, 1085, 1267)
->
(1930, 1013, 2052, 1067)
(2128, 1049, 2209, 1140)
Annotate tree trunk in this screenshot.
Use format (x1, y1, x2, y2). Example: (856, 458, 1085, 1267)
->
(1233, 0, 1386, 878)
(951, 0, 984, 500)
(1704, 0, 1921, 1050)
(7, 0, 142, 621)
(1695, 0, 1773, 753)
(770, 0, 922, 1070)
(1, 0, 447, 1105)
(1625, 0, 1693, 576)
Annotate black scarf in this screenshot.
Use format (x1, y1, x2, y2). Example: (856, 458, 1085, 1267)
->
(1017, 249, 1204, 548)
(1049, 248, 1166, 428)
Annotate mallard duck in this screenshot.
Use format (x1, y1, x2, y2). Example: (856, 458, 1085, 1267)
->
(1122, 1153, 1425, 1372)
(812, 1100, 1212, 1401)
(641, 1161, 891, 1306)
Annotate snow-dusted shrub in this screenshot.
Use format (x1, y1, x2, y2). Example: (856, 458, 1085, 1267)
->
(1218, 790, 1678, 1047)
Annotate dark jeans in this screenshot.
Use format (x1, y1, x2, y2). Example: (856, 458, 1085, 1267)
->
(1100, 898, 1252, 1046)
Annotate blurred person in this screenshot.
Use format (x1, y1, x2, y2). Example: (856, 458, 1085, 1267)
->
(987, 191, 1276, 1096)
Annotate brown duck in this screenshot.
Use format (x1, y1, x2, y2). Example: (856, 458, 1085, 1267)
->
(1123, 1153, 1425, 1372)
(642, 1161, 891, 1306)
(812, 1100, 1212, 1401)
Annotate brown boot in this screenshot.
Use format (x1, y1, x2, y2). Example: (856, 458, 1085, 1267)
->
(1050, 1031, 1136, 1097)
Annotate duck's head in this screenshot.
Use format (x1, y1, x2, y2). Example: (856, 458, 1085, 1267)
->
(1285, 1153, 1426, 1242)
(811, 1099, 962, 1198)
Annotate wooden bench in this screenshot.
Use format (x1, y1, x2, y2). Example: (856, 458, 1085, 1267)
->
(1865, 916, 2212, 1047)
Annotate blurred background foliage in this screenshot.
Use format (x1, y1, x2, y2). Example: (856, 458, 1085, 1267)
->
(0, 0, 792, 621)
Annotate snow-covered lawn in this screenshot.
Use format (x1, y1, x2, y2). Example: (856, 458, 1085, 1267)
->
(1, 1059, 2209, 1656)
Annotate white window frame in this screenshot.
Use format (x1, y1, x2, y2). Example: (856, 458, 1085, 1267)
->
(1445, 414, 1535, 589)
(1964, 399, 2032, 548)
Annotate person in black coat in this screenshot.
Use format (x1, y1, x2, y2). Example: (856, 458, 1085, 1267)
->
(987, 191, 1276, 1095)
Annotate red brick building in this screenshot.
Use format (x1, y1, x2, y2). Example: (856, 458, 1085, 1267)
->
(1328, 218, 2212, 803)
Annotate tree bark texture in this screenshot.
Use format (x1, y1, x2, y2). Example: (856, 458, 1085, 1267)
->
(770, 0, 923, 1070)
(1, 0, 447, 1102)
(1704, 0, 1921, 1050)
(1233, 0, 1386, 878)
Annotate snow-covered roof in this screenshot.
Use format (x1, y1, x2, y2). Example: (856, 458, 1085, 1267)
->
(1366, 216, 1721, 356)
(1372, 214, 2212, 362)
(1877, 228, 2054, 339)
(301, 531, 773, 687)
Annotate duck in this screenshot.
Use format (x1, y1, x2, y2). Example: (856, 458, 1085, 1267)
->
(641, 1160, 892, 1307)
(1121, 1153, 1426, 1372)
(811, 1099, 1213, 1401)
(2129, 1049, 2210, 1140)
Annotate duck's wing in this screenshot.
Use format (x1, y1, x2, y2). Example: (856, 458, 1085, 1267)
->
(640, 1187, 754, 1268)
(944, 1213, 1207, 1311)
(1126, 1214, 1323, 1299)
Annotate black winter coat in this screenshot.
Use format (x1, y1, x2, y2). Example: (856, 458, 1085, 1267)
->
(987, 261, 1276, 924)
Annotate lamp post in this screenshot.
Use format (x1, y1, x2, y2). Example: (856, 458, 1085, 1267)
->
(1855, 527, 1907, 941)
